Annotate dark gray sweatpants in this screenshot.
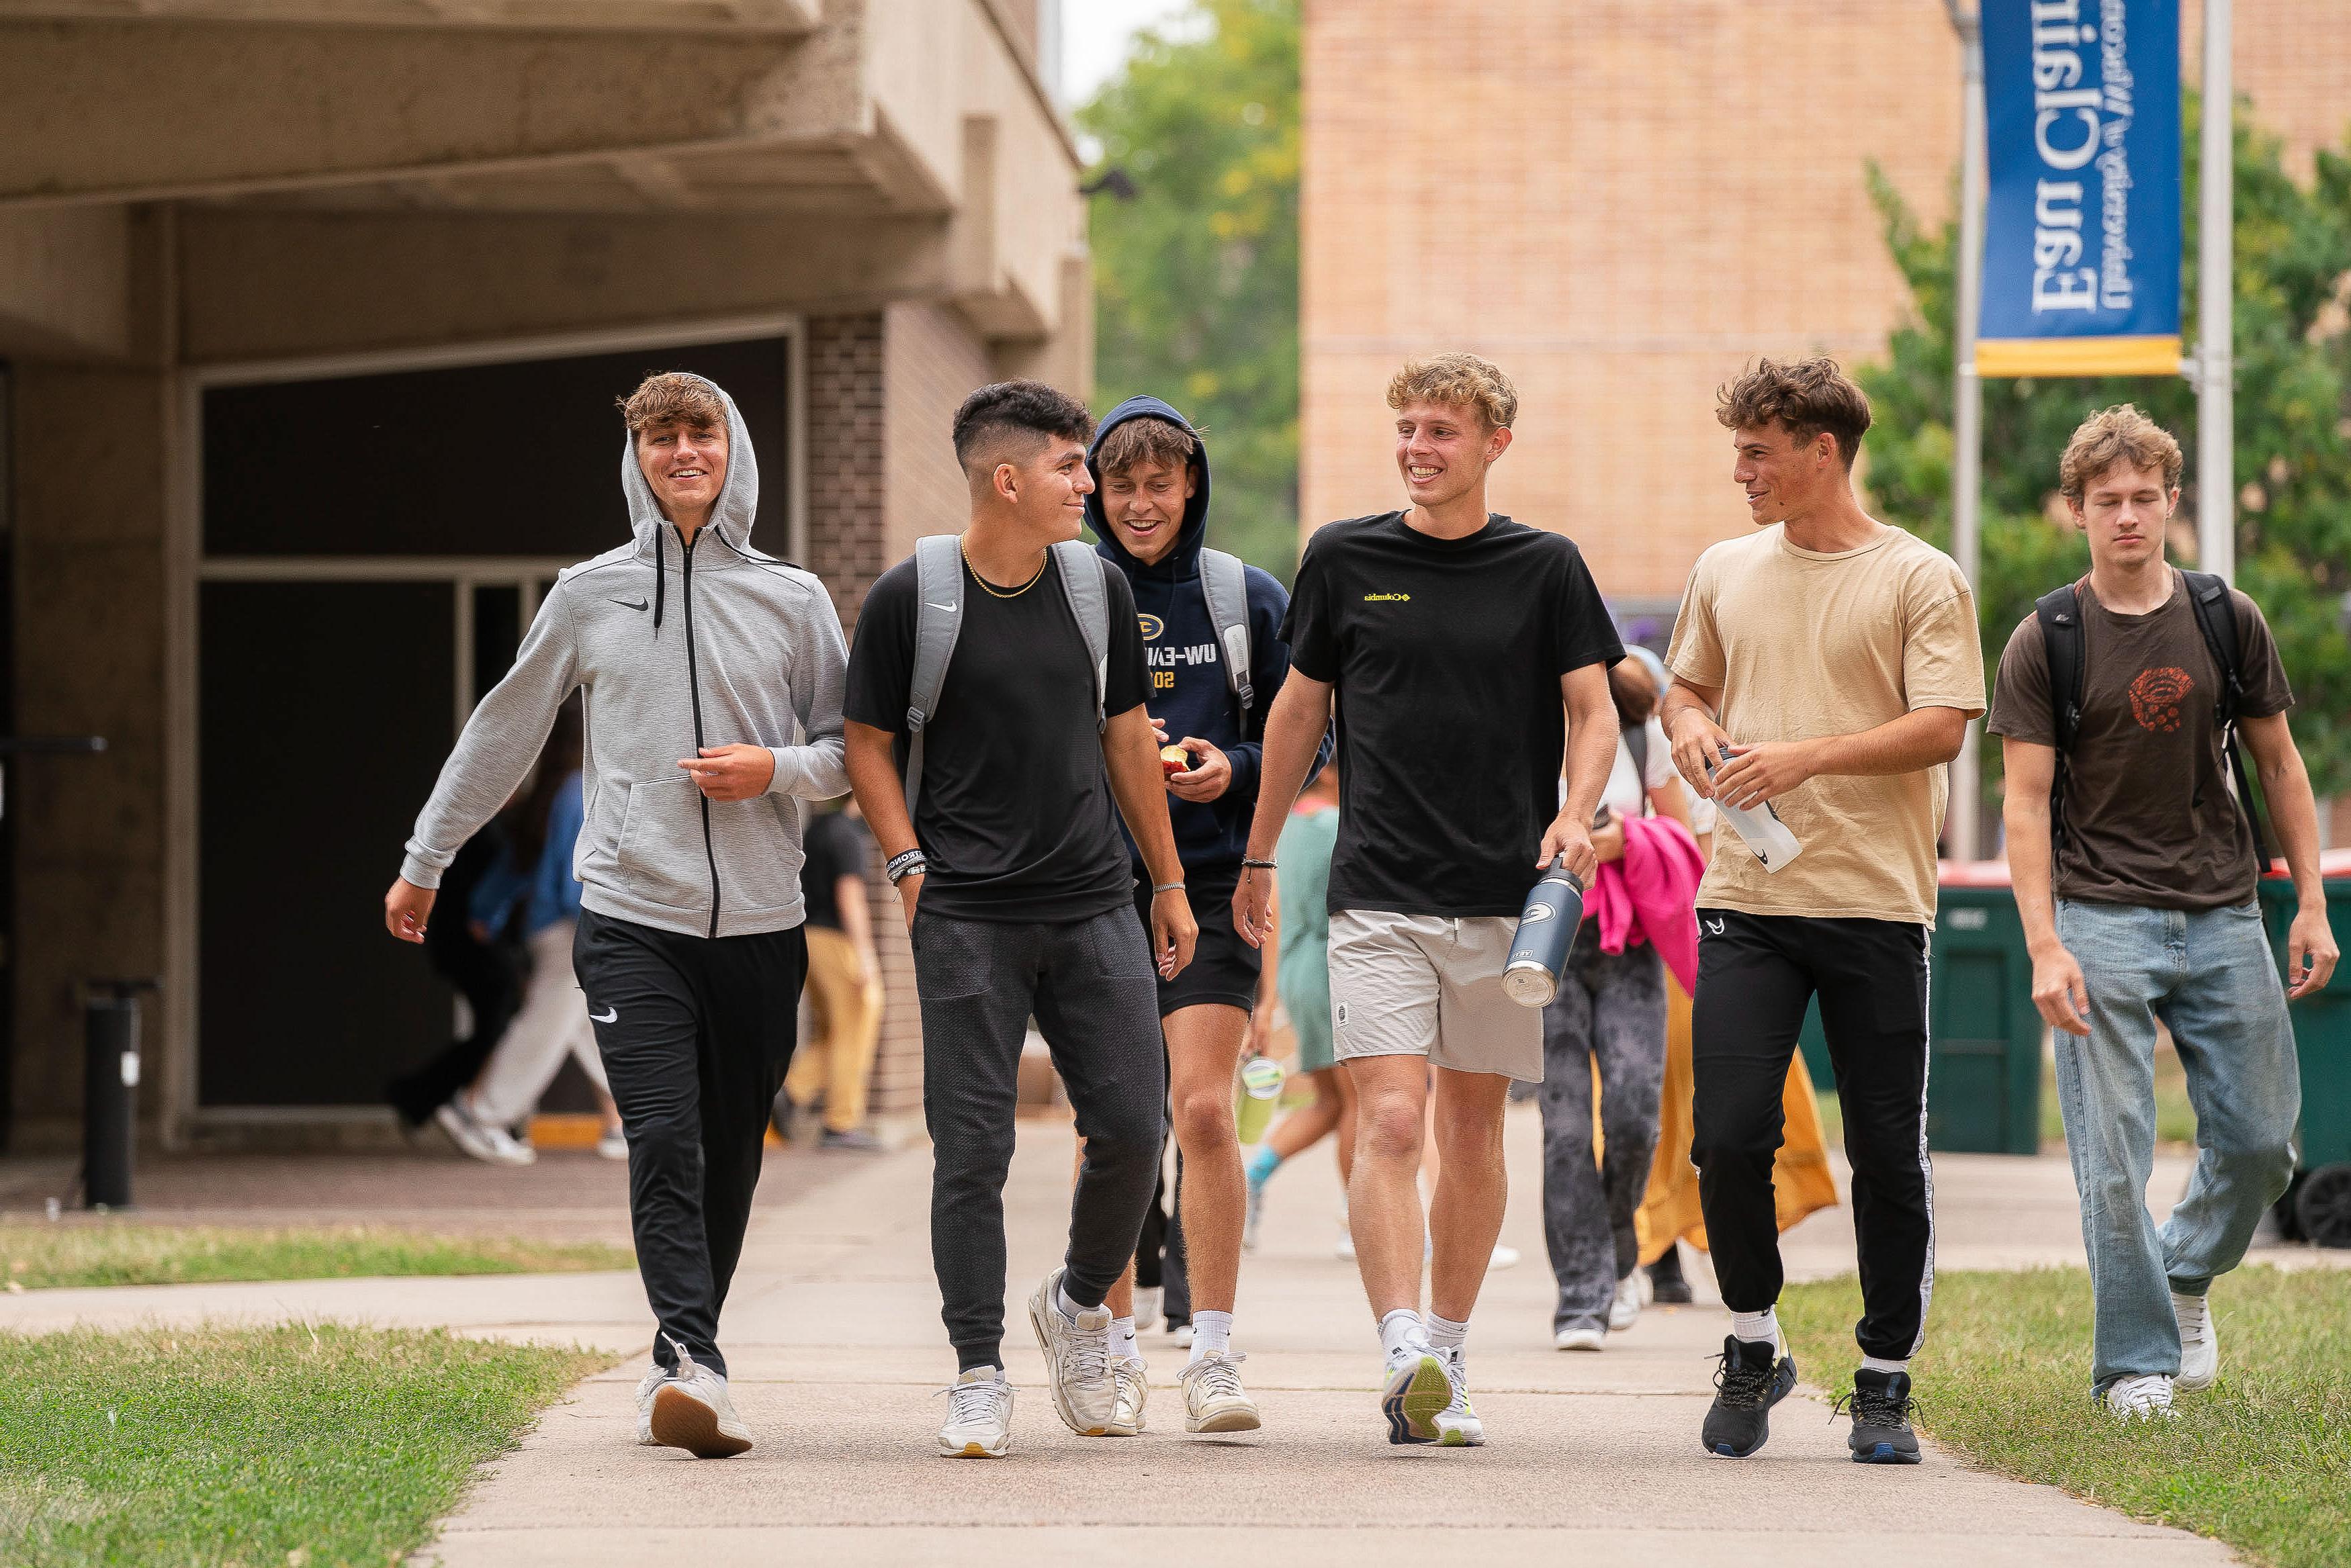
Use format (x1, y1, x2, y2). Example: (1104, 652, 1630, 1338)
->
(1539, 935, 1668, 1334)
(914, 902, 1168, 1373)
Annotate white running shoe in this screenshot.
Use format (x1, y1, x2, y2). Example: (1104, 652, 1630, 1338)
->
(648, 1340, 753, 1457)
(1609, 1273, 1643, 1332)
(1379, 1342, 1450, 1445)
(2172, 1291, 2218, 1391)
(1432, 1345, 1484, 1446)
(1489, 1243, 1521, 1271)
(1108, 1356, 1149, 1436)
(596, 1128, 629, 1162)
(937, 1365, 1015, 1457)
(1133, 1286, 1162, 1334)
(1179, 1350, 1261, 1434)
(2103, 1373, 2178, 1421)
(1027, 1268, 1118, 1436)
(1554, 1326, 1605, 1352)
(633, 1363, 668, 1446)
(1335, 1226, 1356, 1262)
(434, 1099, 535, 1166)
(1170, 1322, 1194, 1348)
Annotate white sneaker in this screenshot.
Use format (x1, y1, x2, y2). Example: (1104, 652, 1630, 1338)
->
(1609, 1273, 1643, 1332)
(1133, 1285, 1162, 1334)
(2103, 1372, 2178, 1421)
(1027, 1268, 1118, 1436)
(1380, 1341, 1450, 1445)
(1432, 1345, 1484, 1446)
(938, 1365, 1014, 1457)
(648, 1340, 753, 1457)
(1170, 1322, 1194, 1348)
(596, 1128, 629, 1161)
(1554, 1326, 1605, 1352)
(434, 1099, 535, 1166)
(1108, 1356, 1149, 1436)
(1178, 1350, 1261, 1434)
(1489, 1244, 1521, 1271)
(633, 1363, 668, 1445)
(1335, 1226, 1357, 1262)
(2172, 1291, 2218, 1391)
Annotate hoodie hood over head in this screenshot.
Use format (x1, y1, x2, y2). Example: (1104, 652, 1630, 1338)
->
(621, 374, 760, 631)
(1085, 395, 1212, 582)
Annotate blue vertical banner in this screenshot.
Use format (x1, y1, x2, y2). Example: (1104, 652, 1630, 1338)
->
(1978, 0, 2182, 377)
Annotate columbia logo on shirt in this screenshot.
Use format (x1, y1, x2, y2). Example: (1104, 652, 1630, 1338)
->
(1364, 592, 1412, 602)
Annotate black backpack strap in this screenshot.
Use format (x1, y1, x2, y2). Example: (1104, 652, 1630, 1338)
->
(1623, 721, 1652, 817)
(2181, 571, 2274, 872)
(2033, 582, 2087, 858)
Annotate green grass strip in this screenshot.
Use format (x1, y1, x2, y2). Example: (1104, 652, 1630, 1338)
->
(1783, 1266, 2351, 1568)
(0, 1224, 630, 1291)
(0, 1323, 610, 1567)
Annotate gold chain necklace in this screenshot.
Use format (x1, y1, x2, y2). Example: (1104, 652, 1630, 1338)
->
(961, 535, 1048, 598)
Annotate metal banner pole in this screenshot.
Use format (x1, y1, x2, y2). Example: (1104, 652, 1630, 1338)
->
(1948, 1, 1986, 860)
(2197, 0, 2235, 583)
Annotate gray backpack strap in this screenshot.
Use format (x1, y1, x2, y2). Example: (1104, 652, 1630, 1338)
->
(1050, 539, 1110, 731)
(903, 535, 966, 819)
(1197, 547, 1254, 722)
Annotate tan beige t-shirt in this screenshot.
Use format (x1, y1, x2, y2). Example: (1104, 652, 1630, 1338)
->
(1666, 523, 1986, 926)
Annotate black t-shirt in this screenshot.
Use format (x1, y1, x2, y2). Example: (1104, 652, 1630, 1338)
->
(799, 809, 871, 931)
(845, 549, 1151, 923)
(1284, 512, 1623, 917)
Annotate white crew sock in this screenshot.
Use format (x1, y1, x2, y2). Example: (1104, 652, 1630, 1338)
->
(1110, 1317, 1139, 1364)
(1859, 1354, 1908, 1375)
(1730, 1307, 1781, 1352)
(1057, 1279, 1092, 1322)
(1378, 1309, 1425, 1360)
(1423, 1310, 1469, 1354)
(1189, 1309, 1233, 1362)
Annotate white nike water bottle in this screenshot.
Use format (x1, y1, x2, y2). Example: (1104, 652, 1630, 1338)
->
(1707, 744, 1803, 872)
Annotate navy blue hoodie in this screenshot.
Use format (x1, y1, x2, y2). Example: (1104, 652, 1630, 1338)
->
(1086, 396, 1330, 872)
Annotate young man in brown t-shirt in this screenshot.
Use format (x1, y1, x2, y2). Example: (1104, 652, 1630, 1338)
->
(1990, 406, 2336, 1421)
(1662, 357, 1984, 1467)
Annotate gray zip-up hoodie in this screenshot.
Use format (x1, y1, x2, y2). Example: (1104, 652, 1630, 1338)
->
(400, 377, 849, 939)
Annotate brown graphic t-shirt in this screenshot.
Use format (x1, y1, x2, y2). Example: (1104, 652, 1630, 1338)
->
(1988, 571, 2293, 910)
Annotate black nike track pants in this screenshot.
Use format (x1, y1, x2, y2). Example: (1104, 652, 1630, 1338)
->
(1690, 909, 1935, 1363)
(575, 908, 807, 1377)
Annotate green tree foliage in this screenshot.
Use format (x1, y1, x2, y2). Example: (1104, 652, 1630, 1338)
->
(1861, 93, 2351, 799)
(1079, 0, 1300, 578)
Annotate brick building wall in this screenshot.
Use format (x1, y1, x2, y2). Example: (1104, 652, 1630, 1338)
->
(1302, 0, 2351, 605)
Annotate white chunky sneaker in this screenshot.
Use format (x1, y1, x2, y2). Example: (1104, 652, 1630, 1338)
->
(434, 1099, 535, 1166)
(2172, 1291, 2219, 1391)
(937, 1366, 1015, 1457)
(2103, 1372, 2178, 1421)
(1178, 1350, 1261, 1434)
(1554, 1326, 1605, 1352)
(1432, 1345, 1485, 1447)
(648, 1340, 753, 1457)
(1108, 1356, 1150, 1436)
(1609, 1273, 1644, 1332)
(1027, 1268, 1118, 1436)
(633, 1363, 668, 1446)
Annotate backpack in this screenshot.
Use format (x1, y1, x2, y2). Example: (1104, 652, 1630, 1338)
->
(1196, 546, 1255, 725)
(901, 535, 1112, 819)
(2033, 570, 2272, 873)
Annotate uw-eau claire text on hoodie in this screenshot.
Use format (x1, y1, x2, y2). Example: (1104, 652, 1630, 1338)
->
(1085, 394, 1330, 872)
(401, 375, 850, 939)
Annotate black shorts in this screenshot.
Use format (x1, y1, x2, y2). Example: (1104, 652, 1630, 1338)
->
(1133, 860, 1262, 1018)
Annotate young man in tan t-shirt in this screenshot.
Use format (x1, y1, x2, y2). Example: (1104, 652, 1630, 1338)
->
(1661, 357, 1984, 1466)
(1991, 406, 2334, 1422)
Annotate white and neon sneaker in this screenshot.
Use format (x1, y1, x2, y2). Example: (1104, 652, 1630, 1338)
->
(633, 1363, 668, 1446)
(937, 1366, 1015, 1457)
(648, 1340, 753, 1457)
(1432, 1345, 1484, 1446)
(1380, 1342, 1450, 1445)
(2172, 1291, 2219, 1391)
(1108, 1356, 1150, 1436)
(1179, 1350, 1261, 1434)
(1027, 1268, 1118, 1436)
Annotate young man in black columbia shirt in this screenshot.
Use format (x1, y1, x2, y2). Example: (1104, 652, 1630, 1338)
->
(1236, 354, 1622, 1448)
(842, 381, 1197, 1459)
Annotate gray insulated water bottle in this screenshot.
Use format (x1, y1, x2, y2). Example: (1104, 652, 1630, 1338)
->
(1503, 860, 1587, 1008)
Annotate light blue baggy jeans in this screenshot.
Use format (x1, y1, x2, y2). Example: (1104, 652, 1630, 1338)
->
(2053, 897, 2301, 1391)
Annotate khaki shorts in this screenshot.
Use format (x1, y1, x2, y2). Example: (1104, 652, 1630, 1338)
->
(1327, 910, 1544, 1082)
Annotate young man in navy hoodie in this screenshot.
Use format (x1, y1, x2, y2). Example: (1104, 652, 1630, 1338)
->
(1085, 398, 1329, 1435)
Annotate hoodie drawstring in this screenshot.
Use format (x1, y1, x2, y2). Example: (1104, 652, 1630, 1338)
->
(653, 534, 666, 633)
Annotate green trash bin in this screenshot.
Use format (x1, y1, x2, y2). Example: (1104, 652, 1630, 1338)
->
(1794, 869, 2041, 1155)
(2256, 860, 2351, 1247)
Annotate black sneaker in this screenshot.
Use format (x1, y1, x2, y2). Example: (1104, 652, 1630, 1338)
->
(1839, 1367, 1923, 1465)
(1646, 1245, 1695, 1305)
(1701, 1335, 1796, 1458)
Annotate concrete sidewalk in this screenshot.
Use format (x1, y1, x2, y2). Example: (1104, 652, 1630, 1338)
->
(341, 1109, 2237, 1567)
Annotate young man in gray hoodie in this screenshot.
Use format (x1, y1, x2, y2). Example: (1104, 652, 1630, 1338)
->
(384, 371, 848, 1459)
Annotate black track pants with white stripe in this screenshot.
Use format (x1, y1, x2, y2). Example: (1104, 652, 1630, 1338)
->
(1690, 909, 1935, 1362)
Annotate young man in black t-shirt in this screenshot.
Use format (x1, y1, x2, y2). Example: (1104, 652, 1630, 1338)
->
(843, 381, 1198, 1459)
(1236, 355, 1622, 1448)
